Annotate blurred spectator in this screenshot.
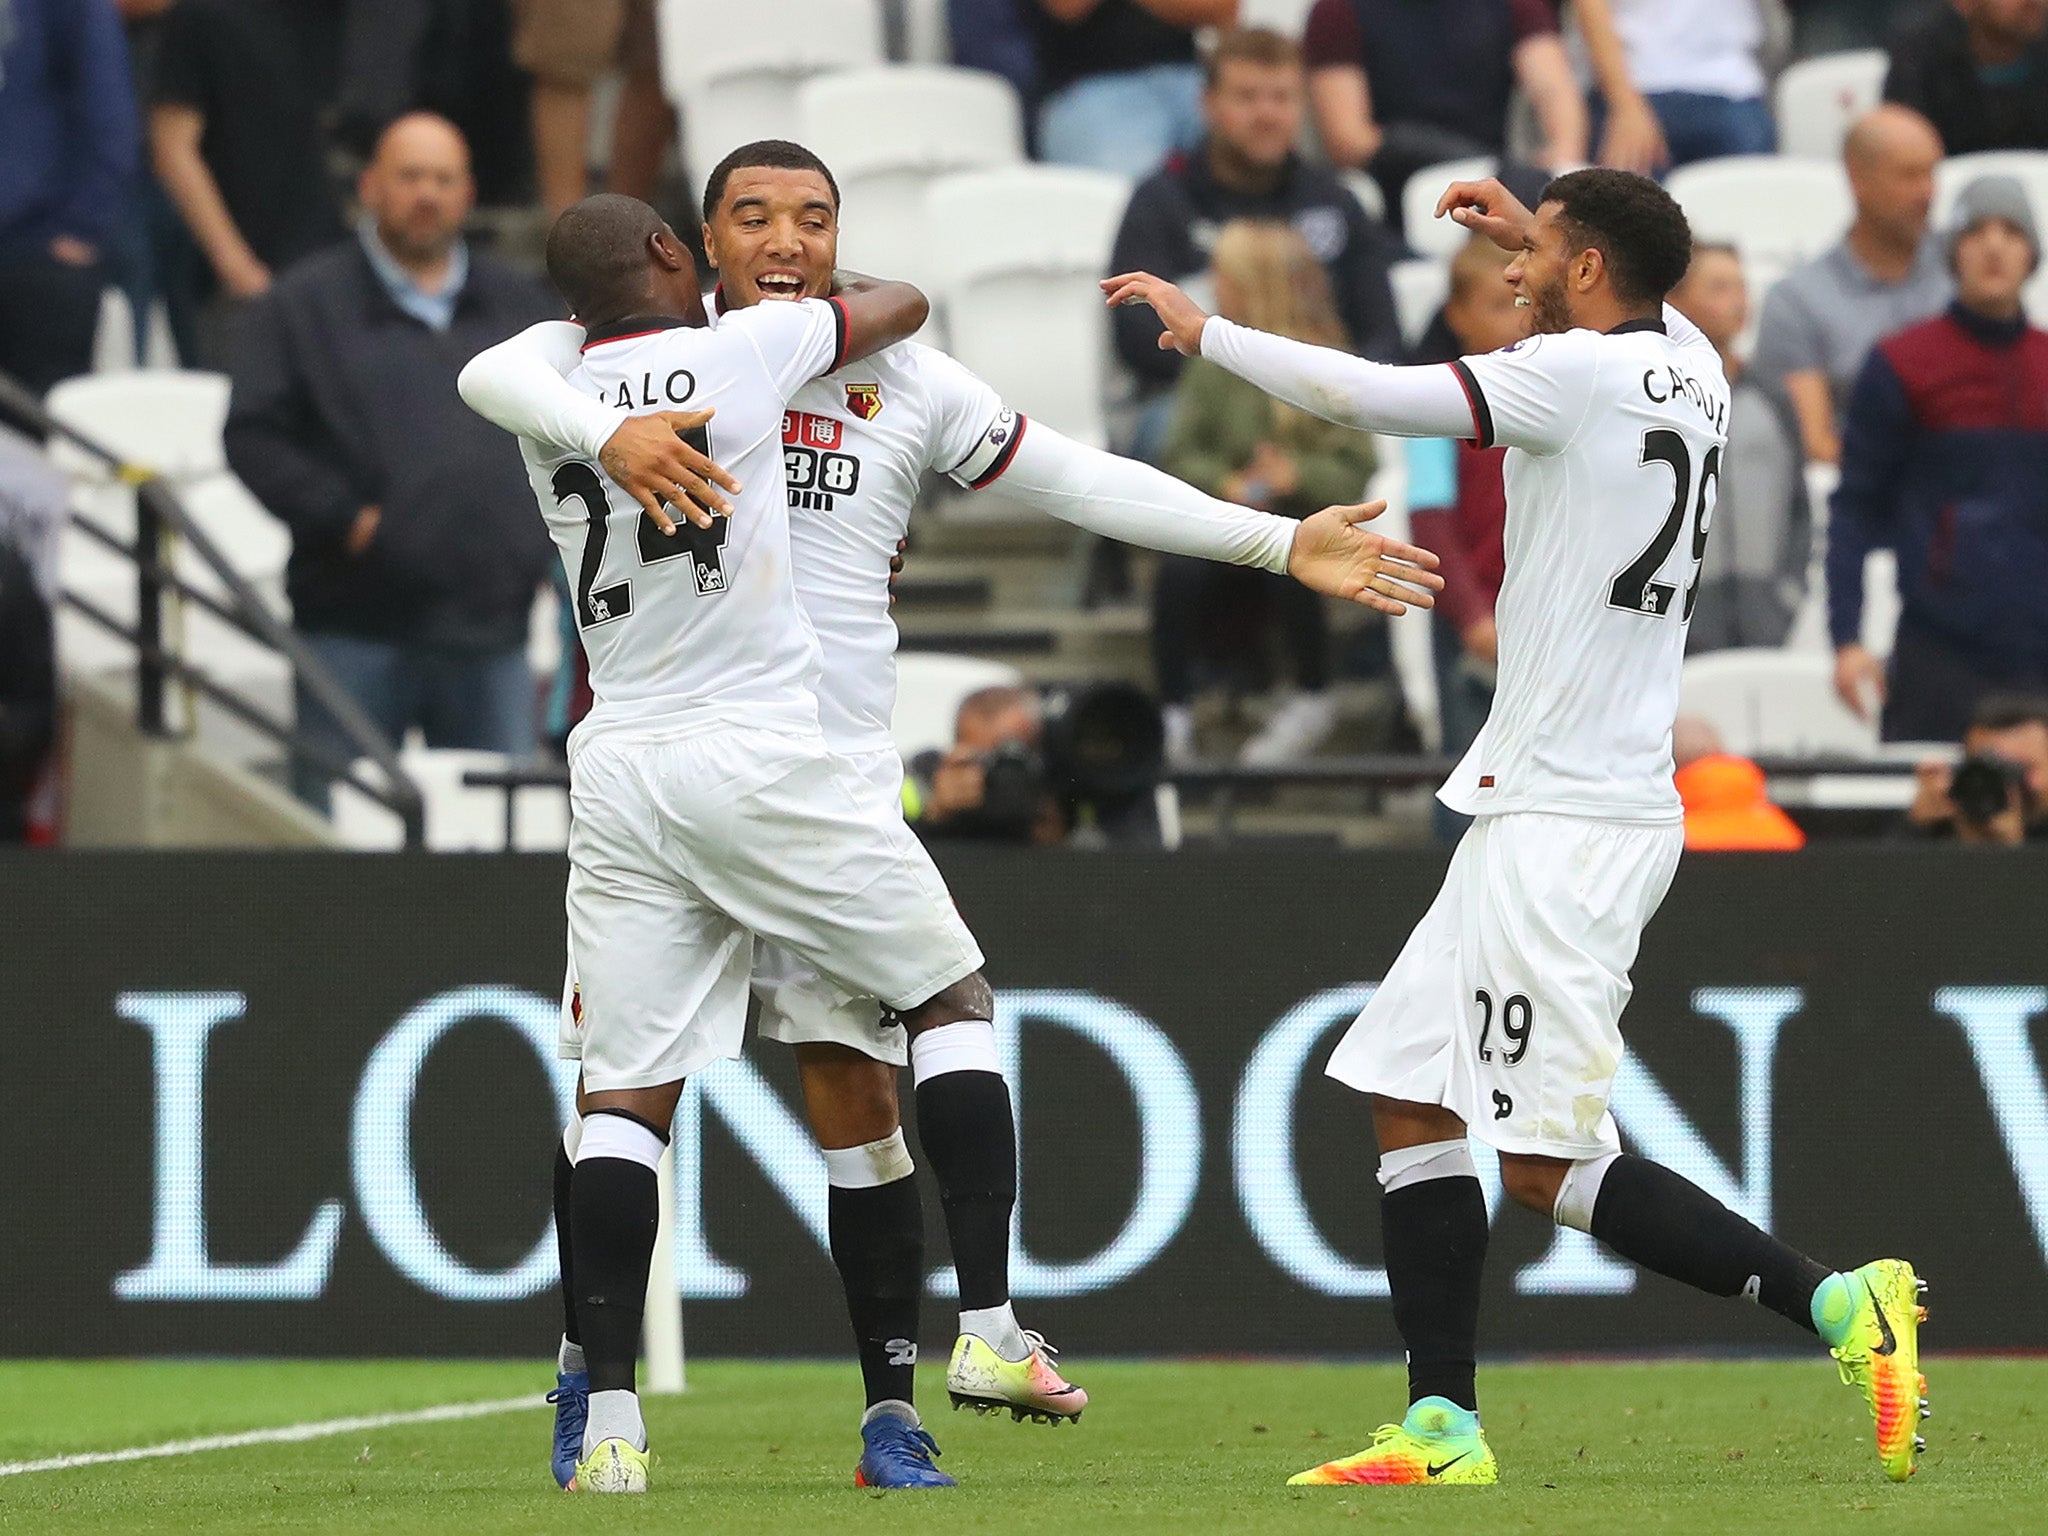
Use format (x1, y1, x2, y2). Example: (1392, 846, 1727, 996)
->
(223, 115, 557, 807)
(1302, 0, 1587, 234)
(1151, 222, 1377, 765)
(152, 0, 347, 365)
(1405, 235, 1522, 837)
(1904, 694, 2048, 844)
(1885, 0, 2048, 155)
(512, 0, 674, 218)
(1672, 716, 1806, 850)
(906, 686, 1064, 844)
(1032, 0, 1235, 178)
(0, 534, 56, 844)
(1572, 0, 1781, 171)
(0, 0, 138, 395)
(1751, 105, 1950, 465)
(1670, 243, 1810, 650)
(1109, 27, 1402, 460)
(951, 0, 1040, 126)
(1830, 175, 2048, 741)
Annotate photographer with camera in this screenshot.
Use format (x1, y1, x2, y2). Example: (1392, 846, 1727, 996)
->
(1905, 695, 2048, 847)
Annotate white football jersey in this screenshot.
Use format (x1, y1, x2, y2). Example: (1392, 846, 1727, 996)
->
(774, 340, 1018, 750)
(517, 298, 849, 742)
(1440, 316, 1730, 823)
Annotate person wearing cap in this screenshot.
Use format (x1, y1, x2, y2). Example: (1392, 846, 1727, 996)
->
(1672, 718, 1805, 852)
(1829, 174, 2048, 742)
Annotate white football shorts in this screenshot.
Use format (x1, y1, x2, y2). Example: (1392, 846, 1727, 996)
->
(1326, 810, 1684, 1159)
(562, 723, 982, 1092)
(750, 747, 913, 1067)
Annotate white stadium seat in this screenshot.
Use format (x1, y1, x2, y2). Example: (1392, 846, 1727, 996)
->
(1362, 438, 1440, 752)
(1388, 257, 1450, 351)
(1338, 167, 1385, 224)
(1236, 0, 1319, 36)
(897, 0, 951, 63)
(1936, 151, 2048, 318)
(891, 653, 1024, 761)
(1772, 50, 1888, 159)
(797, 66, 1024, 295)
(333, 749, 569, 852)
(1679, 649, 1877, 759)
(43, 370, 231, 483)
(1403, 157, 1495, 259)
(925, 165, 1132, 448)
(657, 0, 883, 177)
(1664, 155, 1852, 298)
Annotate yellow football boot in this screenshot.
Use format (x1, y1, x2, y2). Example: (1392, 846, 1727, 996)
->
(1289, 1397, 1498, 1486)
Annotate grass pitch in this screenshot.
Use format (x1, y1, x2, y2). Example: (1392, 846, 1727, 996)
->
(3, 1357, 2044, 1536)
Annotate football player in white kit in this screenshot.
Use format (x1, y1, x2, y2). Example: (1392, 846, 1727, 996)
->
(1106, 169, 1928, 1488)
(461, 145, 1444, 1492)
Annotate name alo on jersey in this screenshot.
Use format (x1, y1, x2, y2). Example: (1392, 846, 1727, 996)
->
(593, 369, 699, 410)
(783, 410, 863, 512)
(1641, 366, 1727, 433)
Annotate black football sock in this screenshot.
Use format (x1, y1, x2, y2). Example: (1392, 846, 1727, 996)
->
(570, 1112, 665, 1397)
(1381, 1175, 1489, 1413)
(1588, 1155, 1831, 1333)
(910, 1023, 1015, 1312)
(553, 1134, 581, 1352)
(829, 1172, 927, 1409)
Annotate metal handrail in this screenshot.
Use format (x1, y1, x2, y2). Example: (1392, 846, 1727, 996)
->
(0, 370, 425, 847)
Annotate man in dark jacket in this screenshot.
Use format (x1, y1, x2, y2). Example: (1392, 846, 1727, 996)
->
(1884, 0, 2048, 155)
(1831, 175, 2048, 742)
(225, 113, 559, 805)
(0, 0, 138, 394)
(1108, 27, 1401, 461)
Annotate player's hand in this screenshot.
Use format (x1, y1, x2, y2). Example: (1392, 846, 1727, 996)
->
(1100, 271, 1211, 356)
(1288, 501, 1444, 615)
(1600, 95, 1669, 176)
(598, 408, 741, 533)
(1833, 642, 1886, 720)
(888, 537, 908, 606)
(1435, 177, 1536, 253)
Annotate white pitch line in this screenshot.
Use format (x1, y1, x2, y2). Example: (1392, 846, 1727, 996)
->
(0, 1393, 546, 1477)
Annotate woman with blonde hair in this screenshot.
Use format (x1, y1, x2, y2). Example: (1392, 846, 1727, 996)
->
(1155, 219, 1379, 763)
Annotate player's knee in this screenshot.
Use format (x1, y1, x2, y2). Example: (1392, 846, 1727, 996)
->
(1499, 1154, 1570, 1215)
(796, 1043, 901, 1146)
(897, 970, 994, 1032)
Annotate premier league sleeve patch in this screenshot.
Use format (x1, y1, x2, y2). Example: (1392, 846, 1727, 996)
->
(948, 408, 1026, 490)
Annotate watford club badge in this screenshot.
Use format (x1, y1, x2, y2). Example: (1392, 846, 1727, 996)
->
(844, 382, 883, 421)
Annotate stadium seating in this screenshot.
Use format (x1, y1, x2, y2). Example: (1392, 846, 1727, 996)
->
(1363, 438, 1440, 751)
(656, 0, 883, 177)
(1772, 50, 1888, 159)
(897, 0, 951, 63)
(332, 748, 570, 852)
(796, 66, 1025, 299)
(1403, 157, 1497, 260)
(1237, 0, 1318, 34)
(924, 165, 1132, 448)
(1678, 648, 1877, 759)
(1664, 154, 1852, 297)
(1338, 167, 1386, 224)
(1388, 257, 1451, 350)
(44, 371, 230, 484)
(891, 652, 1025, 760)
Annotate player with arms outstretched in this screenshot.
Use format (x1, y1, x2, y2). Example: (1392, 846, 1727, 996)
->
(464, 139, 1442, 1491)
(1106, 169, 1928, 1487)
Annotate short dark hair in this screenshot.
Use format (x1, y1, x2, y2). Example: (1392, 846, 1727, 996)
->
(545, 193, 668, 320)
(701, 139, 841, 224)
(1541, 168, 1694, 307)
(1203, 27, 1301, 89)
(1969, 694, 2048, 737)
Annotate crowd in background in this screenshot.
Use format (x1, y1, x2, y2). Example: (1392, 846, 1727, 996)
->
(0, 0, 2045, 848)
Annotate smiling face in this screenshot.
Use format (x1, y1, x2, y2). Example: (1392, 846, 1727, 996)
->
(1504, 202, 1583, 335)
(703, 166, 840, 307)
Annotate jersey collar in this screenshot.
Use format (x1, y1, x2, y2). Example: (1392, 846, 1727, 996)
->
(1608, 316, 1668, 336)
(580, 314, 694, 351)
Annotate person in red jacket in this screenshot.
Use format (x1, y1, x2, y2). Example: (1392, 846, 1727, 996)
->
(1405, 234, 1524, 838)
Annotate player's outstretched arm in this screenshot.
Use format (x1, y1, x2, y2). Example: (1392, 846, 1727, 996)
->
(831, 270, 930, 367)
(981, 420, 1440, 614)
(457, 322, 740, 532)
(1102, 273, 1478, 440)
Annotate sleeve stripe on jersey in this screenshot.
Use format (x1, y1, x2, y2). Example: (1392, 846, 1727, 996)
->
(966, 413, 1028, 489)
(828, 296, 851, 372)
(1448, 360, 1495, 449)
